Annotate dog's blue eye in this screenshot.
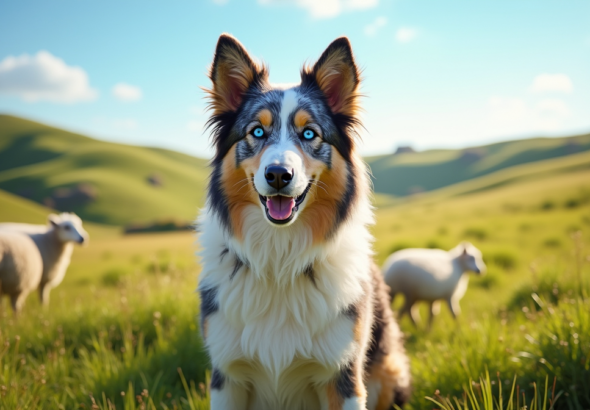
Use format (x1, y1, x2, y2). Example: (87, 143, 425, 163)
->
(252, 127, 265, 138)
(303, 129, 315, 140)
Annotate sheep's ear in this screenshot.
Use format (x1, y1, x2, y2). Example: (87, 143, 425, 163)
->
(47, 214, 59, 227)
(207, 34, 264, 114)
(307, 37, 360, 116)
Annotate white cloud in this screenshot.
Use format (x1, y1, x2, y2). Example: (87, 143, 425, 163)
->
(395, 27, 418, 43)
(488, 97, 528, 123)
(536, 98, 570, 117)
(113, 118, 138, 130)
(112, 83, 142, 102)
(530, 73, 573, 94)
(258, 0, 378, 19)
(487, 96, 572, 134)
(189, 105, 205, 116)
(186, 120, 205, 133)
(365, 16, 387, 37)
(0, 51, 97, 103)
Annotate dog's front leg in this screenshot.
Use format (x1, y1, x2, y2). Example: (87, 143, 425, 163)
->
(320, 362, 368, 410)
(209, 368, 249, 410)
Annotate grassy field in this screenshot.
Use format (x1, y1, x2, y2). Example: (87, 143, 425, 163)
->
(1, 141, 590, 408)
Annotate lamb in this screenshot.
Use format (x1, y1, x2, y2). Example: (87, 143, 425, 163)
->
(382, 242, 486, 328)
(0, 213, 88, 306)
(0, 231, 43, 313)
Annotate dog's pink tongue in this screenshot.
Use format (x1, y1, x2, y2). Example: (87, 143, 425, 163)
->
(267, 196, 295, 220)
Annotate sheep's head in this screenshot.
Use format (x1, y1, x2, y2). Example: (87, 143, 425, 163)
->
(457, 242, 486, 275)
(48, 213, 89, 246)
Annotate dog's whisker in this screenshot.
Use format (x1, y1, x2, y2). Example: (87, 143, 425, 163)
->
(232, 178, 251, 189)
(309, 180, 329, 196)
(236, 181, 252, 193)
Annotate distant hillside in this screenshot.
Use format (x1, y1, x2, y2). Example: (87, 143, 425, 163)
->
(0, 188, 119, 239)
(1, 114, 589, 226)
(378, 150, 590, 209)
(0, 114, 210, 226)
(367, 133, 590, 197)
(0, 186, 54, 224)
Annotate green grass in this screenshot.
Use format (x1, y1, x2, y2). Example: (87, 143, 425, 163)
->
(1, 118, 590, 408)
(1, 170, 588, 409)
(0, 232, 210, 409)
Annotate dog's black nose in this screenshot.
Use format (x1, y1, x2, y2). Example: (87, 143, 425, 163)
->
(265, 165, 293, 190)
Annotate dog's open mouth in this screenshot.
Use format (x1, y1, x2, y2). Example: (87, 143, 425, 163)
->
(258, 184, 311, 224)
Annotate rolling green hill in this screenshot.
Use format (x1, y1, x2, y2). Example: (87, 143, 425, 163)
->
(1, 113, 589, 226)
(0, 186, 56, 224)
(0, 114, 209, 225)
(367, 132, 590, 197)
(0, 188, 120, 239)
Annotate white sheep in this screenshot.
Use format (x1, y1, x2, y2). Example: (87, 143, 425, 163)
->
(0, 213, 88, 306)
(0, 231, 43, 313)
(382, 242, 486, 328)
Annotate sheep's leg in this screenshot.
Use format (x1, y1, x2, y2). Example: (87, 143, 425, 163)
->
(10, 292, 28, 315)
(446, 297, 462, 319)
(428, 301, 441, 330)
(409, 303, 421, 326)
(398, 297, 415, 324)
(39, 284, 51, 307)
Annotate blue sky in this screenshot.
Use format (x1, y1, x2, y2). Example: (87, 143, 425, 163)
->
(1, 0, 589, 158)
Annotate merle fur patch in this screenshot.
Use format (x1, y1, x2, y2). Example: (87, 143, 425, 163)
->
(230, 255, 248, 280)
(210, 368, 225, 390)
(303, 264, 316, 286)
(342, 303, 358, 321)
(336, 361, 357, 399)
(199, 287, 219, 321)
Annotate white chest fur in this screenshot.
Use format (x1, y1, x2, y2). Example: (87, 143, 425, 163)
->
(197, 205, 373, 389)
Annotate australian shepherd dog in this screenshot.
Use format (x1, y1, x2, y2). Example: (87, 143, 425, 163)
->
(196, 34, 411, 410)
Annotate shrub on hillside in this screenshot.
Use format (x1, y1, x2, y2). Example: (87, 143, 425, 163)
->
(489, 250, 519, 270)
(543, 237, 562, 248)
(464, 227, 488, 241)
(124, 220, 194, 234)
(389, 241, 418, 254)
(101, 268, 128, 287)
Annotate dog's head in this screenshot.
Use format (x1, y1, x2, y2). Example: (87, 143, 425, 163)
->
(205, 34, 363, 241)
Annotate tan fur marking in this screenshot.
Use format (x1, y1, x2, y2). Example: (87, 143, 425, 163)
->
(221, 145, 260, 240)
(370, 354, 404, 410)
(353, 315, 364, 346)
(355, 371, 367, 400)
(206, 36, 265, 115)
(326, 383, 343, 410)
(294, 109, 311, 128)
(203, 318, 209, 338)
(313, 50, 359, 116)
(299, 147, 348, 243)
(258, 109, 272, 127)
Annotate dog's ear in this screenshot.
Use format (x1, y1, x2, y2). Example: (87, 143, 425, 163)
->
(308, 37, 360, 116)
(207, 34, 264, 114)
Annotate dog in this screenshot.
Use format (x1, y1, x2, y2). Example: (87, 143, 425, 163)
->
(196, 34, 411, 410)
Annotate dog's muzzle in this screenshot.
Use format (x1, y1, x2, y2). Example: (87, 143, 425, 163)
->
(258, 183, 312, 225)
